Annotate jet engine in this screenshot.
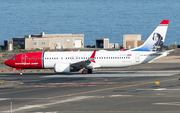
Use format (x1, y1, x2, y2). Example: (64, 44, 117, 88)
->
(54, 63, 71, 73)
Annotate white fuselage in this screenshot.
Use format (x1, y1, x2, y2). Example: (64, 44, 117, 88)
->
(43, 51, 158, 69)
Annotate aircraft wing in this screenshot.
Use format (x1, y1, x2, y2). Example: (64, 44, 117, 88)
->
(71, 60, 91, 68)
(71, 50, 99, 69)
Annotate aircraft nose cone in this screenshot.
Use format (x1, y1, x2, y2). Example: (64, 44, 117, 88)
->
(4, 59, 10, 66)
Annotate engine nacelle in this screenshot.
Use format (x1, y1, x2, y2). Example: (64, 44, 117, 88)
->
(54, 63, 71, 73)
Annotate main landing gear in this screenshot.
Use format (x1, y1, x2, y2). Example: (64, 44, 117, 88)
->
(82, 69, 92, 74)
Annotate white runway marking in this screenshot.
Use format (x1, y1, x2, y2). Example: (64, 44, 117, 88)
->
(33, 111, 58, 113)
(0, 98, 45, 102)
(2, 96, 96, 113)
(108, 95, 132, 97)
(0, 98, 10, 101)
(137, 88, 180, 91)
(154, 102, 180, 106)
(40, 71, 180, 78)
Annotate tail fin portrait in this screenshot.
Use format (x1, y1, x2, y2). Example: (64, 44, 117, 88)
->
(130, 20, 169, 52)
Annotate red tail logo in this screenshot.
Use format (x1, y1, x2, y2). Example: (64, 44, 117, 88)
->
(90, 50, 96, 63)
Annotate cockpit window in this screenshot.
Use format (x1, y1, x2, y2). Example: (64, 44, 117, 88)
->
(11, 57, 16, 60)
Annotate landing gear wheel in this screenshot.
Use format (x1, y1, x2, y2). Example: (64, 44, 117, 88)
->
(82, 69, 87, 74)
(87, 69, 92, 74)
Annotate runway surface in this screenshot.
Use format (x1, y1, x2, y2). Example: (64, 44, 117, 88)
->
(1, 64, 180, 113)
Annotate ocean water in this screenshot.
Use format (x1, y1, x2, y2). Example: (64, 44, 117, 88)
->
(0, 0, 180, 46)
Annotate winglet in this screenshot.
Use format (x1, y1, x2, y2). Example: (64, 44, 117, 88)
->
(90, 50, 96, 63)
(120, 47, 124, 51)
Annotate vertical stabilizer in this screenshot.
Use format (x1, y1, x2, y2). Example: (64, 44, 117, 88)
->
(129, 20, 169, 52)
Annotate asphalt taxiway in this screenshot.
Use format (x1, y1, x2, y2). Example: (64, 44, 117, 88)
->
(1, 63, 180, 113)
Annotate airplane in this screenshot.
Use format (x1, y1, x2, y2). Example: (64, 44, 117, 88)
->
(4, 20, 171, 75)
